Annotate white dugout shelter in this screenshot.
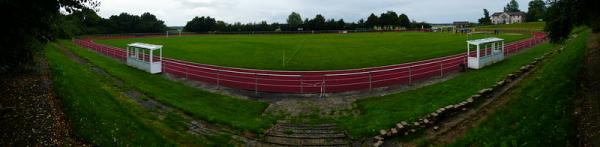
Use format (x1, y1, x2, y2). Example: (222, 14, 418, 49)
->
(466, 37, 505, 69)
(126, 43, 163, 74)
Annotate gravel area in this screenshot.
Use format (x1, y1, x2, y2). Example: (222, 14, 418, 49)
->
(0, 54, 83, 146)
(575, 32, 600, 147)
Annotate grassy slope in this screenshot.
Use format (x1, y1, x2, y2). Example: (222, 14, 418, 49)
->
(45, 43, 173, 146)
(447, 30, 588, 147)
(57, 40, 274, 133)
(335, 41, 555, 137)
(476, 22, 546, 31)
(96, 32, 529, 71)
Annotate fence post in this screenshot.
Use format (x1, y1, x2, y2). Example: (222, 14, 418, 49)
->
(255, 74, 258, 95)
(300, 75, 304, 94)
(368, 72, 372, 92)
(440, 61, 444, 77)
(185, 65, 189, 79)
(320, 76, 326, 98)
(530, 39, 533, 47)
(216, 70, 221, 90)
(409, 66, 413, 84)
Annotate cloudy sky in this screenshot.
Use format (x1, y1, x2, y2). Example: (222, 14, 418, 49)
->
(95, 0, 534, 26)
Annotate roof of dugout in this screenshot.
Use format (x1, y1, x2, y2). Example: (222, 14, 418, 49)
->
(467, 37, 504, 45)
(128, 43, 163, 50)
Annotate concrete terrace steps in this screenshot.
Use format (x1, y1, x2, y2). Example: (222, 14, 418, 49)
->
(260, 123, 352, 146)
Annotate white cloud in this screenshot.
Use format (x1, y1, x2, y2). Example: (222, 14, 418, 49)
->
(96, 0, 535, 26)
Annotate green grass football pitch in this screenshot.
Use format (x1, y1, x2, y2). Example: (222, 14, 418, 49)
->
(96, 32, 530, 71)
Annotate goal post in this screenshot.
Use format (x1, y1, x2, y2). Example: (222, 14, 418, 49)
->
(165, 29, 183, 37)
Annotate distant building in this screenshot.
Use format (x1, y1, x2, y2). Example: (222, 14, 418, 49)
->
(430, 23, 454, 32)
(452, 21, 471, 33)
(453, 21, 471, 28)
(491, 12, 526, 24)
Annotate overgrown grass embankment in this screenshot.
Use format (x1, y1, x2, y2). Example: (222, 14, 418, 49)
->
(447, 30, 588, 146)
(56, 40, 274, 133)
(47, 42, 239, 145)
(45, 43, 173, 146)
(335, 37, 555, 138)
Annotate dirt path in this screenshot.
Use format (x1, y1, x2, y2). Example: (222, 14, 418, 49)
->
(575, 33, 600, 146)
(0, 52, 84, 146)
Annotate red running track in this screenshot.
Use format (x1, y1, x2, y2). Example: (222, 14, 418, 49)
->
(73, 32, 547, 94)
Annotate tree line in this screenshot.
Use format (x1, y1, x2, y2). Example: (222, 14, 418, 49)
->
(1, 0, 98, 72)
(478, 0, 548, 25)
(1, 0, 169, 72)
(19, 0, 599, 74)
(55, 9, 168, 37)
(1, 3, 436, 72)
(184, 11, 430, 33)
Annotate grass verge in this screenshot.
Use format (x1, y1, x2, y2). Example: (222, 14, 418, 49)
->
(446, 30, 588, 147)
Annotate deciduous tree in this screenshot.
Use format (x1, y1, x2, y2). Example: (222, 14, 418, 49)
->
(478, 9, 492, 25)
(366, 13, 379, 28)
(1, 0, 98, 72)
(379, 11, 400, 27)
(287, 12, 302, 31)
(184, 16, 217, 33)
(504, 0, 521, 12)
(545, 0, 600, 43)
(527, 0, 546, 22)
(139, 12, 167, 33)
(399, 14, 410, 28)
(309, 14, 327, 30)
